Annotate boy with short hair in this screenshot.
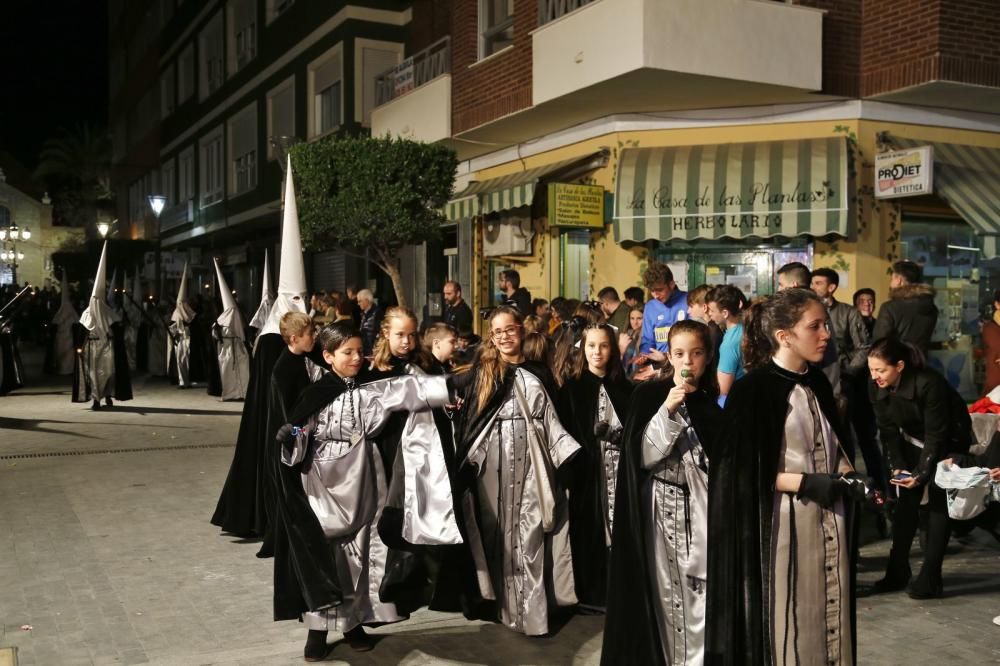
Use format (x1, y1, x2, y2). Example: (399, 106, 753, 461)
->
(422, 322, 458, 371)
(686, 285, 711, 323)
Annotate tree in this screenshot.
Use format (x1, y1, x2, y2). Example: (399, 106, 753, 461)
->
(34, 124, 113, 232)
(292, 135, 457, 308)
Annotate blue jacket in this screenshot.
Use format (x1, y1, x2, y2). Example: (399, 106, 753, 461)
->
(640, 289, 688, 354)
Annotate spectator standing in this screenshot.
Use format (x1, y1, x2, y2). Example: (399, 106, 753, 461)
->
(345, 284, 363, 327)
(706, 285, 747, 405)
(811, 268, 871, 378)
(623, 286, 644, 311)
(357, 289, 382, 357)
(981, 288, 1000, 394)
(776, 261, 811, 290)
(639, 262, 688, 355)
(442, 280, 473, 336)
(853, 288, 876, 337)
(498, 269, 532, 315)
(686, 284, 711, 323)
(619, 305, 644, 378)
(872, 260, 938, 354)
(548, 297, 571, 337)
(598, 287, 630, 334)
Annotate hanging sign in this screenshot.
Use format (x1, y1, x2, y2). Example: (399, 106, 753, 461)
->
(875, 146, 933, 199)
(547, 183, 605, 229)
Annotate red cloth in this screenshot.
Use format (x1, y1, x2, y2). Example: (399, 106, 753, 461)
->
(969, 397, 1000, 414)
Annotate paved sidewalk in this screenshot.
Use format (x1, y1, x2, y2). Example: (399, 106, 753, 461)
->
(1, 353, 998, 664)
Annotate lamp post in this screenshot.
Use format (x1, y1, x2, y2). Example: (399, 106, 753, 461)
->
(147, 195, 166, 219)
(0, 223, 30, 286)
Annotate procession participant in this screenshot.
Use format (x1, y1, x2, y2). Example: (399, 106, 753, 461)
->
(248, 249, 275, 345)
(706, 288, 860, 666)
(865, 337, 971, 599)
(144, 293, 169, 377)
(73, 241, 132, 409)
(423, 322, 458, 373)
(276, 322, 453, 658)
(212, 157, 319, 542)
(602, 319, 721, 666)
(124, 268, 145, 372)
(211, 258, 250, 400)
(561, 323, 632, 612)
(452, 306, 581, 636)
(167, 261, 200, 387)
(50, 272, 78, 375)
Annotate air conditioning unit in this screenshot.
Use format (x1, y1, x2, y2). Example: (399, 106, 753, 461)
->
(483, 213, 534, 257)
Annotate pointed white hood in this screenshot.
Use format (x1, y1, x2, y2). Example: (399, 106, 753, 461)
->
(80, 241, 118, 332)
(248, 249, 274, 330)
(260, 157, 309, 336)
(171, 260, 196, 324)
(214, 258, 246, 340)
(106, 267, 119, 307)
(51, 271, 78, 326)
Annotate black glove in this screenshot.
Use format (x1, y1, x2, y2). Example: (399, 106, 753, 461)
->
(796, 473, 846, 508)
(275, 423, 295, 445)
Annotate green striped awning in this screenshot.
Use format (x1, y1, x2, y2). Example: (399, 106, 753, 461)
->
(613, 138, 850, 244)
(445, 156, 593, 221)
(894, 138, 1000, 237)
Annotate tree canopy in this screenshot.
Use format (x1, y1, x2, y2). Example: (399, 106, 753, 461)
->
(292, 135, 457, 307)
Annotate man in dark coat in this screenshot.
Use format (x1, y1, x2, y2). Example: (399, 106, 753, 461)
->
(357, 289, 382, 357)
(442, 281, 473, 336)
(498, 269, 532, 315)
(872, 260, 938, 352)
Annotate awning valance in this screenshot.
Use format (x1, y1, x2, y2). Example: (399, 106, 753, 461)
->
(894, 138, 1000, 237)
(613, 138, 850, 244)
(445, 153, 606, 221)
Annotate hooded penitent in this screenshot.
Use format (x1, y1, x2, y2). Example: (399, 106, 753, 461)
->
(74, 241, 132, 403)
(122, 267, 144, 372)
(168, 260, 199, 387)
(212, 155, 322, 543)
(248, 249, 274, 333)
(171, 261, 195, 325)
(213, 257, 250, 400)
(50, 272, 79, 375)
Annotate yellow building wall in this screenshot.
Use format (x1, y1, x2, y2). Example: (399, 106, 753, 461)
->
(468, 118, 1000, 311)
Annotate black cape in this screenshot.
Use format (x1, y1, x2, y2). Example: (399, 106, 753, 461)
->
(601, 378, 721, 666)
(704, 362, 856, 666)
(271, 364, 347, 620)
(0, 330, 24, 395)
(210, 333, 286, 537)
(560, 370, 633, 608)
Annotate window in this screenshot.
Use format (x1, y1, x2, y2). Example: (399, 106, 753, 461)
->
(161, 158, 176, 206)
(0, 206, 10, 227)
(228, 0, 257, 74)
(228, 103, 258, 195)
(266, 0, 294, 25)
(178, 44, 195, 103)
(266, 77, 295, 159)
(200, 128, 224, 206)
(355, 41, 403, 126)
(178, 146, 196, 202)
(479, 0, 514, 59)
(308, 44, 343, 138)
(160, 63, 176, 118)
(199, 12, 225, 99)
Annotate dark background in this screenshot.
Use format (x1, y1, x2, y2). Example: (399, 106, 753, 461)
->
(0, 0, 108, 170)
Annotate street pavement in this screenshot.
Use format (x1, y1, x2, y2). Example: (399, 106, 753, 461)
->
(1, 345, 998, 665)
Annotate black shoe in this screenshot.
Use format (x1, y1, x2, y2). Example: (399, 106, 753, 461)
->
(907, 574, 943, 600)
(105, 397, 113, 408)
(859, 572, 911, 597)
(304, 630, 329, 662)
(344, 626, 374, 652)
(91, 399, 101, 411)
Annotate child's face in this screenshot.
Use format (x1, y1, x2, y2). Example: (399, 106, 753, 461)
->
(629, 309, 643, 331)
(688, 302, 708, 321)
(583, 329, 613, 375)
(323, 337, 364, 378)
(290, 325, 316, 354)
(433, 335, 457, 363)
(669, 331, 708, 382)
(387, 317, 417, 358)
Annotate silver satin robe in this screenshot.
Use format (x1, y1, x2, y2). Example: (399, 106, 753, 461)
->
(597, 384, 623, 539)
(463, 368, 581, 636)
(169, 319, 193, 386)
(282, 373, 454, 633)
(214, 319, 249, 400)
(771, 383, 852, 666)
(641, 401, 710, 666)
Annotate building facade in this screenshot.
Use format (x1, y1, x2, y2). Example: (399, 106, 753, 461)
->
(373, 0, 1000, 396)
(108, 0, 412, 310)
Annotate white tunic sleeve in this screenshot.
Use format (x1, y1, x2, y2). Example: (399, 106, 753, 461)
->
(641, 402, 688, 470)
(359, 375, 449, 435)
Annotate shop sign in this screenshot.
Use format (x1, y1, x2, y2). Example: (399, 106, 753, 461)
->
(875, 146, 933, 199)
(547, 183, 605, 229)
(393, 57, 415, 97)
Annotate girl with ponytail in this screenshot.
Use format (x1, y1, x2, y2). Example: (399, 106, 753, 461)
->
(706, 288, 862, 666)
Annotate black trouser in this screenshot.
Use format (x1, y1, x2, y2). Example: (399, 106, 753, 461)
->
(851, 373, 887, 492)
(885, 479, 951, 583)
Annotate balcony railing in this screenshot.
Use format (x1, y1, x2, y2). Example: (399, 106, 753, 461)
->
(538, 0, 597, 25)
(374, 37, 450, 107)
(160, 199, 194, 233)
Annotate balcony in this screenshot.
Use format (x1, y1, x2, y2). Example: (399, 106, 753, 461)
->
(370, 37, 451, 144)
(533, 0, 823, 107)
(159, 199, 194, 234)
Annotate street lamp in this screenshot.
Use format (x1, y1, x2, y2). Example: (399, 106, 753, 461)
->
(147, 195, 167, 218)
(97, 218, 118, 238)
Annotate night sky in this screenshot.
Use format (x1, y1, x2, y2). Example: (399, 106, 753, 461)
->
(0, 0, 108, 171)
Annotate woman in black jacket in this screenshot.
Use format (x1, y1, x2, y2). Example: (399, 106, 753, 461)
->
(866, 337, 972, 599)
